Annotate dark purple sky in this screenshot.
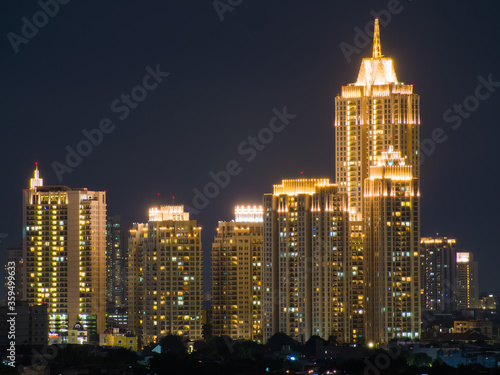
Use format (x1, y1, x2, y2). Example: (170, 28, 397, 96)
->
(1, 1, 500, 295)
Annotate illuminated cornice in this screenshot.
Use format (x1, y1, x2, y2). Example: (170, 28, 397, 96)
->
(273, 178, 332, 196)
(235, 205, 263, 223)
(457, 252, 472, 263)
(421, 237, 457, 244)
(369, 146, 412, 180)
(149, 205, 189, 221)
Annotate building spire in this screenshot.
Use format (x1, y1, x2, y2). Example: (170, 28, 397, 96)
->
(30, 162, 43, 189)
(373, 17, 382, 58)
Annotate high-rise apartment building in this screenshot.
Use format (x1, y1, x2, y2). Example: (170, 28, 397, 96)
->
(127, 205, 202, 347)
(106, 215, 125, 309)
(420, 237, 457, 312)
(126, 222, 147, 340)
(364, 148, 420, 343)
(263, 179, 349, 343)
(334, 19, 421, 344)
(456, 252, 479, 309)
(212, 205, 263, 342)
(23, 165, 107, 335)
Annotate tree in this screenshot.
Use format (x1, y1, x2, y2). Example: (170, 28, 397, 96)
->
(266, 332, 299, 352)
(303, 335, 326, 356)
(412, 352, 433, 367)
(159, 334, 186, 355)
(327, 334, 339, 345)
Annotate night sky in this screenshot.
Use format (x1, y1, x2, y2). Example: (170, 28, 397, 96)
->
(1, 1, 500, 296)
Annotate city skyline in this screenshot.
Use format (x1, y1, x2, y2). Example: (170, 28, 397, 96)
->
(2, 2, 500, 299)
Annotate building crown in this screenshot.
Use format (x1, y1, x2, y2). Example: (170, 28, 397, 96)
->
(355, 18, 398, 89)
(149, 205, 189, 221)
(235, 205, 263, 223)
(376, 146, 406, 167)
(30, 162, 43, 189)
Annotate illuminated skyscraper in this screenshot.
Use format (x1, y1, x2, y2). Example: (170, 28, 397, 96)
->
(420, 237, 457, 312)
(263, 179, 349, 343)
(335, 19, 420, 218)
(335, 18, 421, 343)
(364, 148, 420, 343)
(212, 205, 263, 342)
(456, 252, 479, 309)
(23, 165, 107, 336)
(127, 205, 202, 347)
(126, 222, 147, 340)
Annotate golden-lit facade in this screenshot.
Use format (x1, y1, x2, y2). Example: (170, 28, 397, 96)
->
(263, 179, 349, 343)
(23, 165, 107, 336)
(99, 330, 138, 351)
(456, 252, 479, 309)
(364, 148, 420, 343)
(211, 205, 264, 342)
(126, 222, 147, 342)
(348, 221, 364, 343)
(420, 237, 457, 312)
(127, 205, 202, 347)
(334, 19, 421, 344)
(335, 19, 420, 219)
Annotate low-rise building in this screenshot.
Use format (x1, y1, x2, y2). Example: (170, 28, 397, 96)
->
(67, 322, 88, 345)
(99, 328, 138, 351)
(454, 319, 493, 338)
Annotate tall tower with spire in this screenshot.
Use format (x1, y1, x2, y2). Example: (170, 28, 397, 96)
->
(334, 18, 421, 343)
(335, 18, 420, 219)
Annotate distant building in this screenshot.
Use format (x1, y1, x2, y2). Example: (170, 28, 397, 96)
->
(480, 295, 497, 310)
(126, 222, 146, 340)
(23, 165, 107, 335)
(456, 252, 479, 309)
(454, 319, 493, 338)
(420, 237, 457, 312)
(0, 301, 48, 346)
(212, 205, 263, 342)
(106, 215, 125, 309)
(4, 246, 24, 301)
(67, 322, 88, 344)
(263, 179, 349, 343)
(127, 205, 202, 347)
(106, 307, 128, 331)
